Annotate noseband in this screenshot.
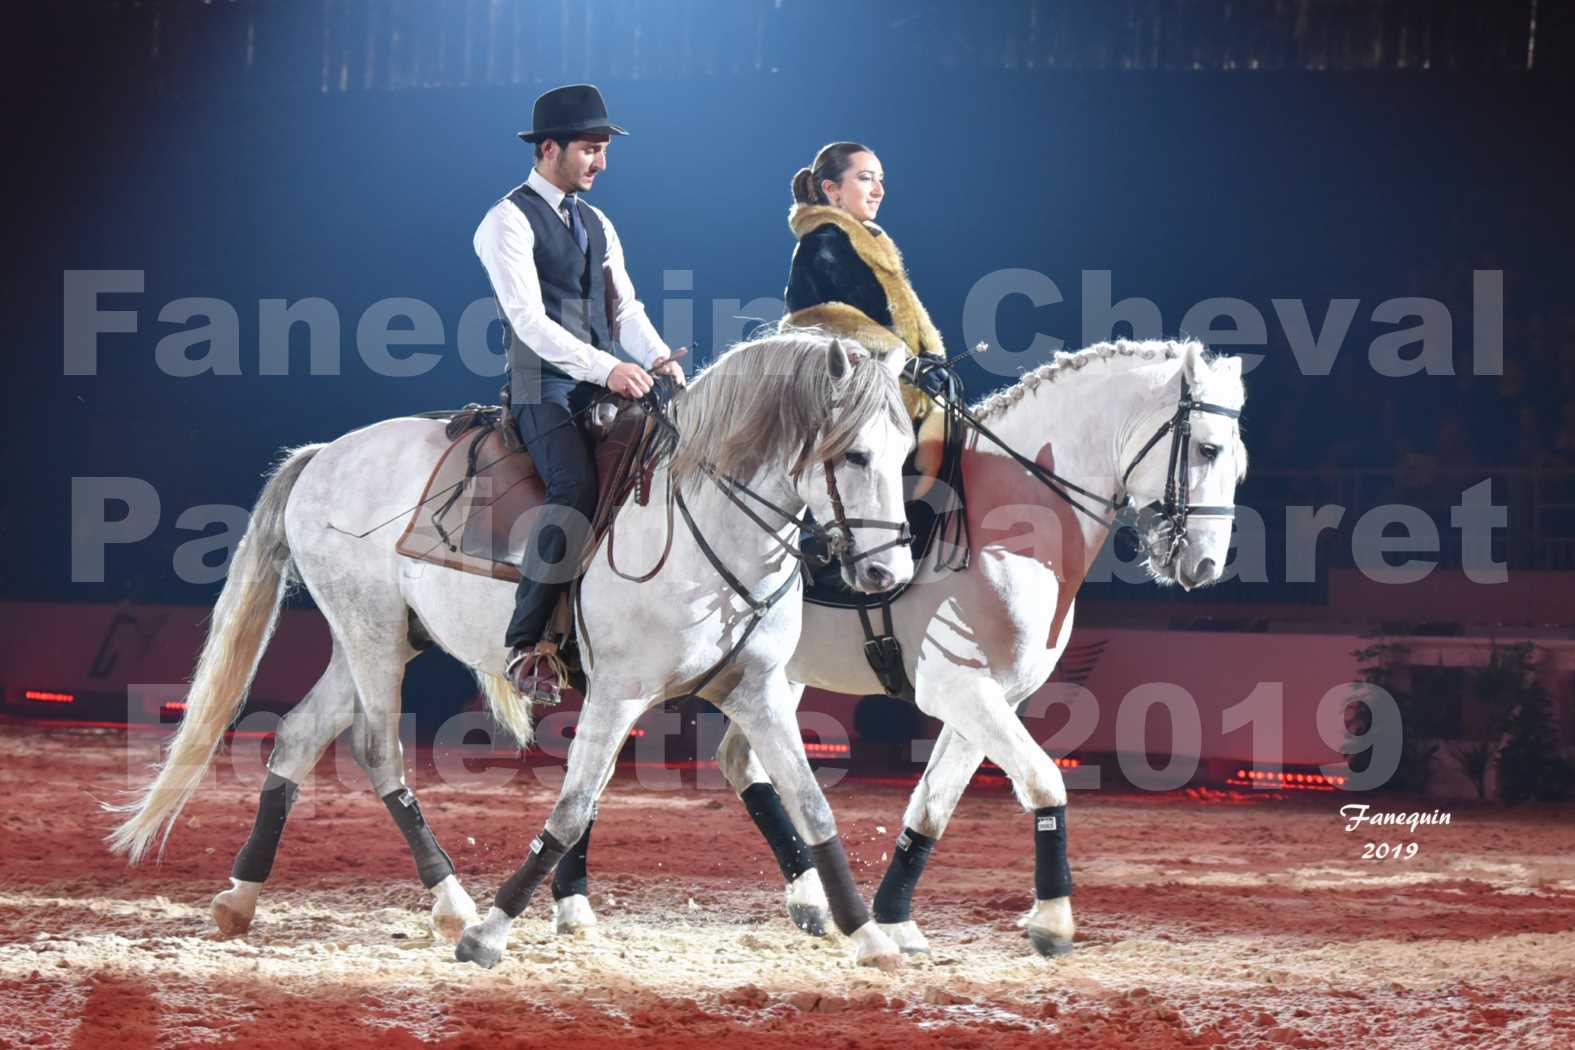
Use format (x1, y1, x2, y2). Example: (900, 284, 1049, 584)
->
(817, 455, 912, 567)
(656, 398, 910, 698)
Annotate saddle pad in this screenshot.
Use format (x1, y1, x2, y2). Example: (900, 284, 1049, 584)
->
(395, 408, 660, 585)
(395, 425, 542, 583)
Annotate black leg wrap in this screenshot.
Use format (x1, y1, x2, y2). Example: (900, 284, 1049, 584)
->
(740, 783, 814, 882)
(872, 827, 935, 924)
(381, 787, 457, 890)
(494, 829, 570, 919)
(1033, 805, 1073, 900)
(232, 773, 300, 884)
(549, 818, 594, 900)
(809, 835, 871, 936)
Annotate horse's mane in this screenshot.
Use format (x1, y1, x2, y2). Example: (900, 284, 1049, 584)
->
(667, 332, 907, 487)
(970, 338, 1202, 421)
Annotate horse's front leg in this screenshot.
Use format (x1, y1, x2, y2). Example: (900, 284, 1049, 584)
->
(909, 676, 1075, 957)
(867, 721, 987, 954)
(716, 707, 831, 936)
(723, 674, 901, 970)
(457, 694, 648, 969)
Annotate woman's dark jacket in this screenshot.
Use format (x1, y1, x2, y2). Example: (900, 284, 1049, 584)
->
(783, 204, 945, 420)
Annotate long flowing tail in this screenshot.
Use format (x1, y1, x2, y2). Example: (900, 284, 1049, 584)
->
(105, 443, 326, 863)
(473, 669, 536, 750)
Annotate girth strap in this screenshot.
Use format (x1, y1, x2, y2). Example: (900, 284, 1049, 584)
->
(855, 597, 914, 701)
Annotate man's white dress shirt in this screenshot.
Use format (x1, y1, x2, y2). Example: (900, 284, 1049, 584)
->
(473, 166, 668, 386)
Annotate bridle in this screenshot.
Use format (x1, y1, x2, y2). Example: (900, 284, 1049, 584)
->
(638, 379, 911, 697)
(906, 358, 1239, 570)
(1118, 376, 1241, 567)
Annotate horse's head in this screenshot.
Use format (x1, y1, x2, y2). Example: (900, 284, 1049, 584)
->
(668, 333, 915, 593)
(1119, 342, 1246, 590)
(794, 340, 916, 593)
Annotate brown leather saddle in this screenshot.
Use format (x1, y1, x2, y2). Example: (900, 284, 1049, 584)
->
(394, 400, 662, 585)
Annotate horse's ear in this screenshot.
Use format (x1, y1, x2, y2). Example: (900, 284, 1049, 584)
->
(827, 338, 851, 381)
(1183, 340, 1210, 388)
(881, 348, 909, 378)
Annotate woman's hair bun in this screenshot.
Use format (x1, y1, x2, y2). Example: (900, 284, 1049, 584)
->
(791, 166, 816, 204)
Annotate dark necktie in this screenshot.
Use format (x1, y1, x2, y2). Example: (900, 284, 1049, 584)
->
(562, 194, 588, 254)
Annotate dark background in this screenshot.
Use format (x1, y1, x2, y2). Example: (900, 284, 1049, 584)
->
(10, 0, 1575, 608)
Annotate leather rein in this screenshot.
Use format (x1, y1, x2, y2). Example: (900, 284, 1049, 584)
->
(906, 358, 1239, 569)
(618, 380, 911, 698)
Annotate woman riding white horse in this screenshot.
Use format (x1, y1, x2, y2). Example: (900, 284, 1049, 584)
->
(578, 337, 1249, 955)
(108, 331, 917, 969)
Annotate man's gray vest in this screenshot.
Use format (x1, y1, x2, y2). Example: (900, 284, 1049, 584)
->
(502, 183, 613, 399)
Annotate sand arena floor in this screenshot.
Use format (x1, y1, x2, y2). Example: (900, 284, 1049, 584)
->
(2, 724, 1574, 1049)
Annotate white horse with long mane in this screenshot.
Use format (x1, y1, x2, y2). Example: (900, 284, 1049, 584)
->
(107, 331, 918, 968)
(570, 337, 1248, 954)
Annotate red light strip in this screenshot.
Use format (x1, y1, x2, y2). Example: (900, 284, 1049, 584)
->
(804, 742, 851, 757)
(564, 724, 647, 740)
(24, 690, 75, 704)
(1228, 768, 1348, 790)
(981, 757, 1081, 772)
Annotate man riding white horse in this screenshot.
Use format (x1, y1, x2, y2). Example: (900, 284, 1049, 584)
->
(473, 83, 686, 705)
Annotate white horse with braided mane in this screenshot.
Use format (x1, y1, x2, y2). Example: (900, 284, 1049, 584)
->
(107, 331, 918, 969)
(572, 336, 1249, 955)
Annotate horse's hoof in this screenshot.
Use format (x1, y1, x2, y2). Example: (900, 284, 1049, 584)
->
(1022, 897, 1076, 957)
(878, 920, 931, 955)
(849, 921, 904, 971)
(552, 894, 598, 936)
(211, 898, 253, 939)
(430, 875, 480, 943)
(432, 908, 475, 943)
(784, 869, 831, 938)
(210, 880, 261, 939)
(788, 902, 829, 937)
(455, 929, 504, 969)
(1027, 929, 1076, 957)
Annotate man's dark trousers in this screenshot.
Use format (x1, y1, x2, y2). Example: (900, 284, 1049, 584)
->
(504, 374, 601, 648)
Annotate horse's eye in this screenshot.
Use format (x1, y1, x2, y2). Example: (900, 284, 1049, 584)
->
(846, 450, 871, 468)
(1198, 444, 1220, 462)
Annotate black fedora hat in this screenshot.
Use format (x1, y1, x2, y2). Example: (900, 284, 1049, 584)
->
(517, 84, 629, 143)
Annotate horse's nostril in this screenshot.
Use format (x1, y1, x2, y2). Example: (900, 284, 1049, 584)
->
(1195, 558, 1217, 580)
(864, 564, 894, 590)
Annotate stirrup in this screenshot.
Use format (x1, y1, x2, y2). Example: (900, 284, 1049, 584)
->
(505, 644, 570, 706)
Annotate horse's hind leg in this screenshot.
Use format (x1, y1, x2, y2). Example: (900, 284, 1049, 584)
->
(459, 693, 648, 969)
(333, 624, 479, 942)
(716, 714, 830, 936)
(548, 758, 614, 936)
(211, 645, 356, 938)
(916, 676, 1074, 957)
(722, 673, 900, 970)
